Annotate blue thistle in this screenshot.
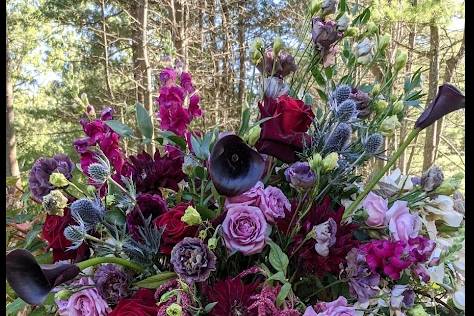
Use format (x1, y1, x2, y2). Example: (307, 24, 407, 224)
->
(324, 123, 352, 153)
(364, 133, 384, 154)
(88, 163, 110, 184)
(336, 99, 357, 122)
(334, 84, 352, 104)
(70, 198, 105, 227)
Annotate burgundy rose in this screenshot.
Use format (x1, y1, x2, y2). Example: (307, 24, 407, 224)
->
(109, 289, 158, 316)
(256, 95, 315, 163)
(126, 193, 168, 240)
(153, 203, 197, 255)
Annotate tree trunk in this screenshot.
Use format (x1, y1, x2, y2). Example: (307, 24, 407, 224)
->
(237, 1, 246, 107)
(101, 0, 114, 101)
(422, 22, 440, 171)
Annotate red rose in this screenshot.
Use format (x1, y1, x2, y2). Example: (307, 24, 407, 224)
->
(256, 95, 315, 163)
(110, 289, 158, 316)
(153, 203, 197, 255)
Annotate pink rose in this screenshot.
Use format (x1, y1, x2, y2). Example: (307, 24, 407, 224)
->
(262, 186, 290, 223)
(385, 201, 421, 241)
(221, 204, 269, 255)
(363, 192, 388, 227)
(225, 181, 267, 209)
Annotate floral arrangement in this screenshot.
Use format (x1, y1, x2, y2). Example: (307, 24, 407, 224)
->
(6, 1, 465, 316)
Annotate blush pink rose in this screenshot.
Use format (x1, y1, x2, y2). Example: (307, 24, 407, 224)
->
(363, 192, 388, 227)
(385, 200, 421, 241)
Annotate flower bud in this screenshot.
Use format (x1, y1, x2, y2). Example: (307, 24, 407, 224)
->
(54, 289, 73, 301)
(251, 49, 262, 65)
(336, 14, 351, 32)
(309, 0, 322, 16)
(198, 230, 207, 240)
(354, 38, 374, 64)
(378, 33, 391, 51)
(344, 27, 358, 38)
(372, 83, 381, 96)
(86, 185, 96, 195)
(420, 165, 444, 192)
(309, 153, 323, 171)
(245, 125, 262, 147)
(208, 237, 218, 250)
(272, 37, 283, 56)
(251, 37, 264, 52)
(391, 100, 404, 115)
(86, 105, 96, 118)
(322, 152, 339, 172)
(366, 22, 378, 35)
(407, 305, 429, 316)
(42, 190, 68, 213)
(380, 115, 400, 136)
(49, 172, 69, 188)
(373, 99, 388, 114)
(394, 49, 408, 72)
(181, 206, 202, 226)
(321, 0, 337, 16)
(166, 303, 183, 316)
(435, 172, 464, 196)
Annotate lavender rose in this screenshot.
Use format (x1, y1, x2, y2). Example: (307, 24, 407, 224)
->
(56, 277, 111, 316)
(285, 162, 316, 189)
(363, 192, 388, 227)
(262, 186, 290, 223)
(225, 181, 267, 209)
(222, 204, 269, 255)
(385, 201, 421, 241)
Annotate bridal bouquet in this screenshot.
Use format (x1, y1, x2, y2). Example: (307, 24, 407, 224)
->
(6, 1, 465, 315)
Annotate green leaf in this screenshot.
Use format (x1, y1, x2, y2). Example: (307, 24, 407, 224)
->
(352, 7, 371, 26)
(105, 209, 126, 226)
(24, 223, 43, 249)
(157, 131, 187, 150)
(30, 307, 47, 316)
(268, 240, 289, 275)
(6, 298, 27, 316)
(324, 66, 334, 80)
(311, 67, 326, 86)
(316, 89, 328, 103)
(134, 272, 177, 289)
(135, 102, 154, 140)
(276, 282, 292, 307)
(35, 251, 53, 264)
(204, 302, 218, 313)
(268, 271, 287, 283)
(303, 93, 314, 106)
(238, 107, 251, 136)
(196, 205, 216, 220)
(105, 120, 134, 137)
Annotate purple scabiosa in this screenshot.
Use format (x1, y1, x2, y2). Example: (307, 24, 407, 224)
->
(29, 154, 74, 202)
(170, 237, 216, 284)
(285, 162, 316, 189)
(93, 264, 131, 306)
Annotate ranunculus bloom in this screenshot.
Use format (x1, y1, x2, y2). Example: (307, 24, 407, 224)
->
(285, 162, 316, 189)
(262, 186, 290, 223)
(363, 192, 388, 227)
(109, 288, 158, 316)
(221, 204, 269, 255)
(256, 95, 315, 163)
(126, 193, 168, 240)
(56, 277, 111, 316)
(385, 201, 421, 241)
(153, 203, 197, 255)
(312, 296, 356, 316)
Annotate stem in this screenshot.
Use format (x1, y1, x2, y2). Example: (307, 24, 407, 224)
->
(342, 128, 420, 220)
(67, 182, 87, 197)
(77, 256, 144, 273)
(305, 279, 348, 301)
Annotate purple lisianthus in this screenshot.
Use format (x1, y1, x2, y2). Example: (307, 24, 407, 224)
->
(385, 201, 421, 241)
(285, 162, 316, 189)
(126, 193, 168, 240)
(256, 49, 297, 78)
(390, 284, 415, 310)
(93, 264, 130, 306)
(262, 186, 290, 223)
(311, 17, 342, 51)
(345, 248, 380, 303)
(313, 218, 337, 257)
(222, 204, 269, 255)
(29, 154, 74, 202)
(363, 192, 388, 228)
(311, 296, 356, 316)
(56, 277, 111, 316)
(170, 237, 216, 284)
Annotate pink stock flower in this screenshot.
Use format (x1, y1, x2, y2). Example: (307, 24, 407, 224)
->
(363, 192, 388, 227)
(386, 201, 421, 241)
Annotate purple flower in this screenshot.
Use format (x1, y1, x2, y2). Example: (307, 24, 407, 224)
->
(170, 237, 216, 284)
(159, 67, 177, 87)
(362, 192, 388, 228)
(93, 264, 131, 305)
(225, 181, 267, 208)
(385, 201, 421, 241)
(406, 236, 436, 263)
(126, 193, 168, 240)
(256, 49, 297, 78)
(29, 154, 74, 202)
(349, 88, 371, 118)
(285, 162, 316, 189)
(56, 277, 111, 316)
(312, 296, 356, 316)
(420, 165, 444, 192)
(415, 84, 465, 130)
(311, 18, 342, 51)
(390, 285, 415, 310)
(262, 186, 290, 223)
(345, 248, 380, 303)
(313, 218, 337, 257)
(221, 204, 269, 255)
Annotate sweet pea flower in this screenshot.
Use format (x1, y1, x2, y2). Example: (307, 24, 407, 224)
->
(385, 201, 421, 242)
(423, 195, 464, 227)
(377, 168, 414, 196)
(390, 285, 415, 310)
(313, 218, 337, 257)
(312, 296, 357, 316)
(363, 192, 388, 227)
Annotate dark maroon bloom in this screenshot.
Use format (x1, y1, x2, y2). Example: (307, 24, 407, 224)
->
(311, 17, 343, 51)
(6, 249, 80, 305)
(127, 145, 185, 193)
(256, 96, 315, 163)
(203, 278, 260, 316)
(28, 154, 74, 202)
(93, 264, 131, 305)
(415, 84, 465, 129)
(109, 288, 158, 316)
(126, 193, 168, 240)
(209, 134, 265, 197)
(256, 49, 297, 78)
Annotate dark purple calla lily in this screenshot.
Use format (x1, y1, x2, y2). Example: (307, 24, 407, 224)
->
(415, 83, 465, 129)
(209, 134, 265, 197)
(6, 249, 80, 305)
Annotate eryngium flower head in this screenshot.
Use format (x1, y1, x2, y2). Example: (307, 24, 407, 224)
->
(209, 134, 265, 197)
(334, 84, 352, 104)
(88, 162, 110, 184)
(6, 249, 80, 305)
(64, 224, 87, 249)
(364, 133, 384, 154)
(324, 123, 352, 153)
(415, 84, 465, 130)
(335, 99, 358, 122)
(29, 154, 74, 202)
(420, 165, 444, 192)
(70, 198, 105, 227)
(170, 237, 216, 284)
(93, 264, 131, 305)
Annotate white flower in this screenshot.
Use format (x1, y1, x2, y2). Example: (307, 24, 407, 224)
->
(423, 195, 464, 227)
(453, 286, 465, 311)
(377, 168, 413, 196)
(264, 77, 289, 99)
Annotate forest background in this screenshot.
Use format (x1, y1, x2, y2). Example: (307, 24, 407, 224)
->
(6, 0, 465, 208)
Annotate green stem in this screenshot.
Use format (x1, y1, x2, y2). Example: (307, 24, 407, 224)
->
(77, 256, 144, 273)
(305, 279, 348, 301)
(342, 128, 420, 220)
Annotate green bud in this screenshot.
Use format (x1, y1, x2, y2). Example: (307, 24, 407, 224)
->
(49, 172, 69, 188)
(407, 305, 429, 316)
(55, 289, 73, 301)
(86, 185, 96, 195)
(252, 37, 264, 52)
(391, 100, 404, 115)
(42, 190, 68, 213)
(435, 173, 464, 196)
(198, 229, 207, 240)
(378, 33, 391, 51)
(309, 0, 322, 16)
(250, 38, 264, 65)
(390, 95, 398, 102)
(251, 49, 262, 65)
(373, 99, 388, 114)
(181, 206, 202, 226)
(208, 237, 218, 250)
(245, 125, 261, 147)
(372, 83, 381, 96)
(322, 152, 339, 172)
(394, 49, 408, 72)
(309, 153, 323, 171)
(357, 54, 372, 65)
(273, 36, 283, 56)
(166, 303, 183, 316)
(366, 22, 378, 35)
(344, 27, 358, 38)
(380, 115, 401, 136)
